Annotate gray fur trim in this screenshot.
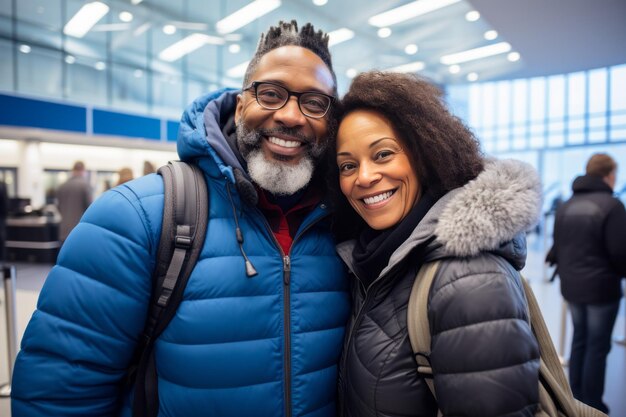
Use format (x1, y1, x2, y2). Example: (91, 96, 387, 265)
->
(435, 159, 542, 257)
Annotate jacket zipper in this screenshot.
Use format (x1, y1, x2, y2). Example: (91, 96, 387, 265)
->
(338, 269, 389, 414)
(255, 206, 330, 417)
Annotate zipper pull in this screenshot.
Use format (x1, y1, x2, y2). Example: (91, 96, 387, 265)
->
(283, 256, 291, 285)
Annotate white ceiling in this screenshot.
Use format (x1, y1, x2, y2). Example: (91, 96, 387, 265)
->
(2, 0, 625, 93)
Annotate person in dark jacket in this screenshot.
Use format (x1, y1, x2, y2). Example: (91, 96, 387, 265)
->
(12, 21, 350, 417)
(331, 71, 542, 417)
(0, 179, 7, 261)
(56, 160, 92, 242)
(551, 153, 626, 414)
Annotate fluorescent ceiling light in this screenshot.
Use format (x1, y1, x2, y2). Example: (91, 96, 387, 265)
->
(465, 11, 480, 22)
(508, 52, 521, 62)
(440, 42, 511, 65)
(64, 1, 109, 38)
(131, 0, 144, 4)
(385, 60, 425, 73)
(227, 60, 251, 78)
(377, 28, 392, 38)
(346, 68, 358, 78)
(216, 0, 281, 34)
(369, 0, 461, 27)
(404, 44, 418, 55)
(467, 72, 478, 82)
(484, 30, 498, 40)
(159, 34, 225, 62)
(328, 28, 354, 47)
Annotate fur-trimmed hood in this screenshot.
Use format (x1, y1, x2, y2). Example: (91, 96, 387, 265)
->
(338, 158, 542, 275)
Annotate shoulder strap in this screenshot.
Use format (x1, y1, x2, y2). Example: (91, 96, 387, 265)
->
(407, 261, 441, 406)
(131, 161, 209, 417)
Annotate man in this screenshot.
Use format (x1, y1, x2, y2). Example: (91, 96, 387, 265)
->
(551, 153, 626, 414)
(12, 21, 350, 417)
(56, 160, 92, 242)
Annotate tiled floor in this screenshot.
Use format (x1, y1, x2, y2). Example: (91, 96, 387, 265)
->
(0, 234, 624, 416)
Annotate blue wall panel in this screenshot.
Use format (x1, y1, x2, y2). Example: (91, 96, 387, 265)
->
(167, 121, 179, 142)
(0, 94, 86, 132)
(93, 109, 161, 140)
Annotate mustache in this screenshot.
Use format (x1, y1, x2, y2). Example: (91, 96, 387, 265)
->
(257, 127, 313, 145)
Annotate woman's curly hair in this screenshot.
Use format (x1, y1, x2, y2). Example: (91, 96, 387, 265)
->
(328, 71, 484, 239)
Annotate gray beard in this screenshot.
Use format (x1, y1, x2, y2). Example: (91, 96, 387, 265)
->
(236, 122, 325, 196)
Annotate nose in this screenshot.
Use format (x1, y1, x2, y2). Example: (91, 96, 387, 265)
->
(355, 162, 381, 188)
(273, 96, 306, 127)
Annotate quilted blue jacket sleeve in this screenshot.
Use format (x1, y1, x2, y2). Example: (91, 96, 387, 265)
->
(11, 175, 163, 417)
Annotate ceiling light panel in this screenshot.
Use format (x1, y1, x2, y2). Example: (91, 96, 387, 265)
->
(440, 42, 511, 65)
(385, 60, 425, 73)
(328, 28, 354, 47)
(64, 1, 110, 38)
(159, 34, 225, 62)
(216, 0, 281, 34)
(369, 0, 461, 27)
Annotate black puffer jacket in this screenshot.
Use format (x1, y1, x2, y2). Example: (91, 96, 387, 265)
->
(553, 175, 626, 304)
(337, 159, 543, 417)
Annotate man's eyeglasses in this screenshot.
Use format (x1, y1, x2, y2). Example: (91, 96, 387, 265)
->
(243, 81, 334, 119)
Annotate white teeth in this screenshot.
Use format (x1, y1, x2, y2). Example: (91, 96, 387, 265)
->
(363, 191, 394, 205)
(268, 136, 301, 148)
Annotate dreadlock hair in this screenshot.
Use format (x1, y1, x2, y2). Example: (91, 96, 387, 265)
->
(243, 20, 337, 94)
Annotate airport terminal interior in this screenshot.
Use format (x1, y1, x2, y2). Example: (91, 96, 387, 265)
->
(1, 0, 626, 415)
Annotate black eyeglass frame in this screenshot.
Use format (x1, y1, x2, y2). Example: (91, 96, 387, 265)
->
(243, 81, 335, 119)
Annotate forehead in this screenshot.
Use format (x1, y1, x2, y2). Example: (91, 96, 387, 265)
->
(249, 45, 335, 94)
(337, 110, 398, 149)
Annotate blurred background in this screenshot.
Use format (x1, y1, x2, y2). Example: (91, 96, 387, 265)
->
(0, 0, 625, 414)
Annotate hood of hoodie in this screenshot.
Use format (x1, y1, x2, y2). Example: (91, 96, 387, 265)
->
(338, 158, 543, 276)
(177, 89, 242, 184)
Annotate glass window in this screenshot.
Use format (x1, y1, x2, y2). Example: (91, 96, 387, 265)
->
(513, 137, 526, 150)
(152, 73, 184, 118)
(0, 0, 11, 17)
(512, 79, 528, 124)
(588, 67, 607, 114)
(568, 72, 586, 117)
(610, 64, 626, 111)
(530, 134, 545, 149)
(547, 75, 565, 120)
(187, 78, 207, 107)
(547, 133, 565, 148)
(568, 131, 585, 145)
(17, 46, 63, 99)
(468, 84, 482, 128)
(529, 77, 546, 122)
(496, 81, 511, 126)
(0, 39, 13, 92)
(66, 59, 108, 107)
(589, 129, 607, 143)
(482, 83, 496, 128)
(112, 63, 148, 114)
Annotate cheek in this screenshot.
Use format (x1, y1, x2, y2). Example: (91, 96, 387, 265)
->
(339, 177, 351, 197)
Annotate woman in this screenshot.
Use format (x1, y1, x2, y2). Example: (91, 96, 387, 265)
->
(332, 71, 542, 417)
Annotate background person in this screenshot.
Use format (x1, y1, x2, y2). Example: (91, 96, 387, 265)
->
(56, 160, 92, 242)
(332, 71, 542, 417)
(11, 21, 350, 417)
(0, 179, 7, 262)
(550, 153, 626, 414)
(116, 167, 134, 186)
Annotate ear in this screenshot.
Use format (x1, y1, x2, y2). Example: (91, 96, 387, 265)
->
(235, 94, 244, 124)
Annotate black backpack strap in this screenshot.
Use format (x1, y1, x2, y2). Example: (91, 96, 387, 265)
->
(131, 161, 209, 417)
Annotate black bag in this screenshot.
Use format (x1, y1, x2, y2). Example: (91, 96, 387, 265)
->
(129, 161, 209, 417)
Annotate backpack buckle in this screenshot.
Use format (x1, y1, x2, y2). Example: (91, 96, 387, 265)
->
(175, 235, 192, 248)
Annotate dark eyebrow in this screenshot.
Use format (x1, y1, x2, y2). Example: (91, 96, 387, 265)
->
(257, 79, 333, 96)
(337, 137, 398, 157)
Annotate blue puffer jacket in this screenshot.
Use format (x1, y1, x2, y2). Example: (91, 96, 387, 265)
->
(12, 90, 351, 417)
